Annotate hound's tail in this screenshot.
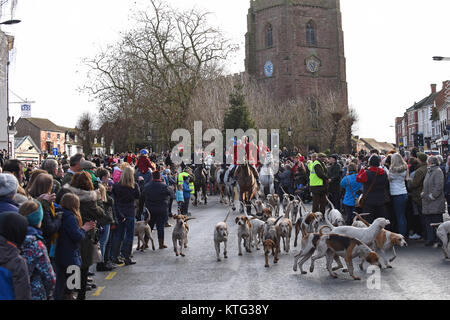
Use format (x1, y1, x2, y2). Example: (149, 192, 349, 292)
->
(354, 212, 371, 227)
(319, 225, 332, 236)
(324, 210, 334, 229)
(352, 212, 371, 225)
(223, 210, 231, 223)
(325, 195, 335, 211)
(430, 222, 443, 228)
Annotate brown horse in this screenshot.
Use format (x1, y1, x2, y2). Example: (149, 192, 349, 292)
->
(235, 162, 259, 214)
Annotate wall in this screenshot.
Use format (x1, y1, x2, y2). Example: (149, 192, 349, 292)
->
(0, 31, 9, 151)
(246, 0, 347, 104)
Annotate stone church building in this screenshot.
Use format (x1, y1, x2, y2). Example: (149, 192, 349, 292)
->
(245, 0, 348, 106)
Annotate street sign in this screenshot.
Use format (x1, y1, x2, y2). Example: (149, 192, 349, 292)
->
(52, 148, 58, 156)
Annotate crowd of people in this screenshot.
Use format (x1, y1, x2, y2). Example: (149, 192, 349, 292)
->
(0, 150, 180, 300)
(0, 144, 448, 300)
(274, 149, 449, 247)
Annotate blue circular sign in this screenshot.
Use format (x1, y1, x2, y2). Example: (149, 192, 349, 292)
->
(264, 61, 274, 77)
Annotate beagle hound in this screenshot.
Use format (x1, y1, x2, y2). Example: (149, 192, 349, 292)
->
(294, 212, 320, 247)
(354, 213, 407, 268)
(309, 233, 381, 280)
(172, 214, 195, 257)
(263, 216, 283, 267)
(214, 211, 231, 261)
(276, 217, 293, 253)
(432, 221, 450, 259)
(235, 215, 253, 256)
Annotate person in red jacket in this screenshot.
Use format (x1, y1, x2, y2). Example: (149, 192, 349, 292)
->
(136, 149, 155, 184)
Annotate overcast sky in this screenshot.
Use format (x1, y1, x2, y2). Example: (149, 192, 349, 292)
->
(5, 0, 450, 143)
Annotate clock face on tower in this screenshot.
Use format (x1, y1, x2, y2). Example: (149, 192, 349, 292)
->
(306, 56, 321, 73)
(264, 61, 274, 77)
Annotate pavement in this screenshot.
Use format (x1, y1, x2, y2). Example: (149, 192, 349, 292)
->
(88, 196, 450, 300)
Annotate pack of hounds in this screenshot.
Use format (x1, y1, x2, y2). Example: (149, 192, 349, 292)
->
(134, 194, 450, 281)
(212, 193, 450, 281)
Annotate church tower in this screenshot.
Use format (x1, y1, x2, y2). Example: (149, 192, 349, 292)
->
(245, 0, 348, 106)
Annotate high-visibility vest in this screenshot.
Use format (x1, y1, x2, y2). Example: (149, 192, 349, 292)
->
(178, 172, 189, 185)
(178, 172, 195, 194)
(309, 160, 324, 187)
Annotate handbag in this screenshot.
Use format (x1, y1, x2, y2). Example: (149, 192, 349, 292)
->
(356, 170, 378, 208)
(91, 242, 102, 264)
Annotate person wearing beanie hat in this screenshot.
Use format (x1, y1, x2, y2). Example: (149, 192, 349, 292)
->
(19, 201, 56, 300)
(368, 155, 381, 168)
(356, 154, 389, 223)
(0, 173, 19, 214)
(0, 212, 32, 300)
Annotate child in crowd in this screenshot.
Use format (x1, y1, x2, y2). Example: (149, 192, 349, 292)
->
(19, 200, 56, 300)
(176, 183, 184, 215)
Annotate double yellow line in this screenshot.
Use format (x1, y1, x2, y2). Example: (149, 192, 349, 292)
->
(92, 267, 122, 297)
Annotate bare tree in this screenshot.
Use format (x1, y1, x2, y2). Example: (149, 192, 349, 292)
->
(82, 0, 238, 150)
(76, 112, 96, 156)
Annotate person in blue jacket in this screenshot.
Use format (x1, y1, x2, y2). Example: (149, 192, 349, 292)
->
(182, 176, 192, 216)
(54, 193, 95, 300)
(340, 163, 363, 225)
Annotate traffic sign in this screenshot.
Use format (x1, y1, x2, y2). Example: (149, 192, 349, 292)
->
(52, 148, 58, 156)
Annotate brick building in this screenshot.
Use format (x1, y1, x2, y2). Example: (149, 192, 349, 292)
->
(395, 81, 450, 154)
(245, 0, 348, 105)
(15, 117, 66, 156)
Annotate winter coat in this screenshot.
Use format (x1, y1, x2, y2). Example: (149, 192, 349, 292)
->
(98, 194, 115, 226)
(51, 175, 62, 195)
(0, 197, 19, 214)
(0, 235, 31, 300)
(356, 167, 389, 206)
(37, 198, 62, 253)
(137, 156, 154, 174)
(112, 182, 140, 220)
(340, 173, 363, 207)
(310, 160, 329, 194)
(61, 171, 74, 186)
(55, 208, 86, 268)
(20, 227, 56, 300)
(410, 163, 427, 205)
(445, 173, 450, 204)
(279, 169, 292, 188)
(63, 184, 105, 269)
(143, 180, 171, 215)
(327, 163, 342, 193)
(421, 165, 445, 215)
(388, 170, 407, 196)
(183, 182, 191, 199)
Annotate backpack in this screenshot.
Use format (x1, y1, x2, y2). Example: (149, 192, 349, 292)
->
(0, 266, 14, 300)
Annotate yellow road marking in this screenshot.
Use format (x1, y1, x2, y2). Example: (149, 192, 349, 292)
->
(105, 272, 117, 280)
(92, 286, 105, 297)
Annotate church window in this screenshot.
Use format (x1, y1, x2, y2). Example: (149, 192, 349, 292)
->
(306, 21, 316, 46)
(266, 24, 273, 48)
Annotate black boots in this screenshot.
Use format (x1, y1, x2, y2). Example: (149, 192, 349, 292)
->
(96, 262, 113, 272)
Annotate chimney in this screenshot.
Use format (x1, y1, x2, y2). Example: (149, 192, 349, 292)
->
(431, 83, 437, 93)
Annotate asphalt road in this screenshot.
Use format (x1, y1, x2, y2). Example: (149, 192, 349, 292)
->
(88, 196, 450, 300)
